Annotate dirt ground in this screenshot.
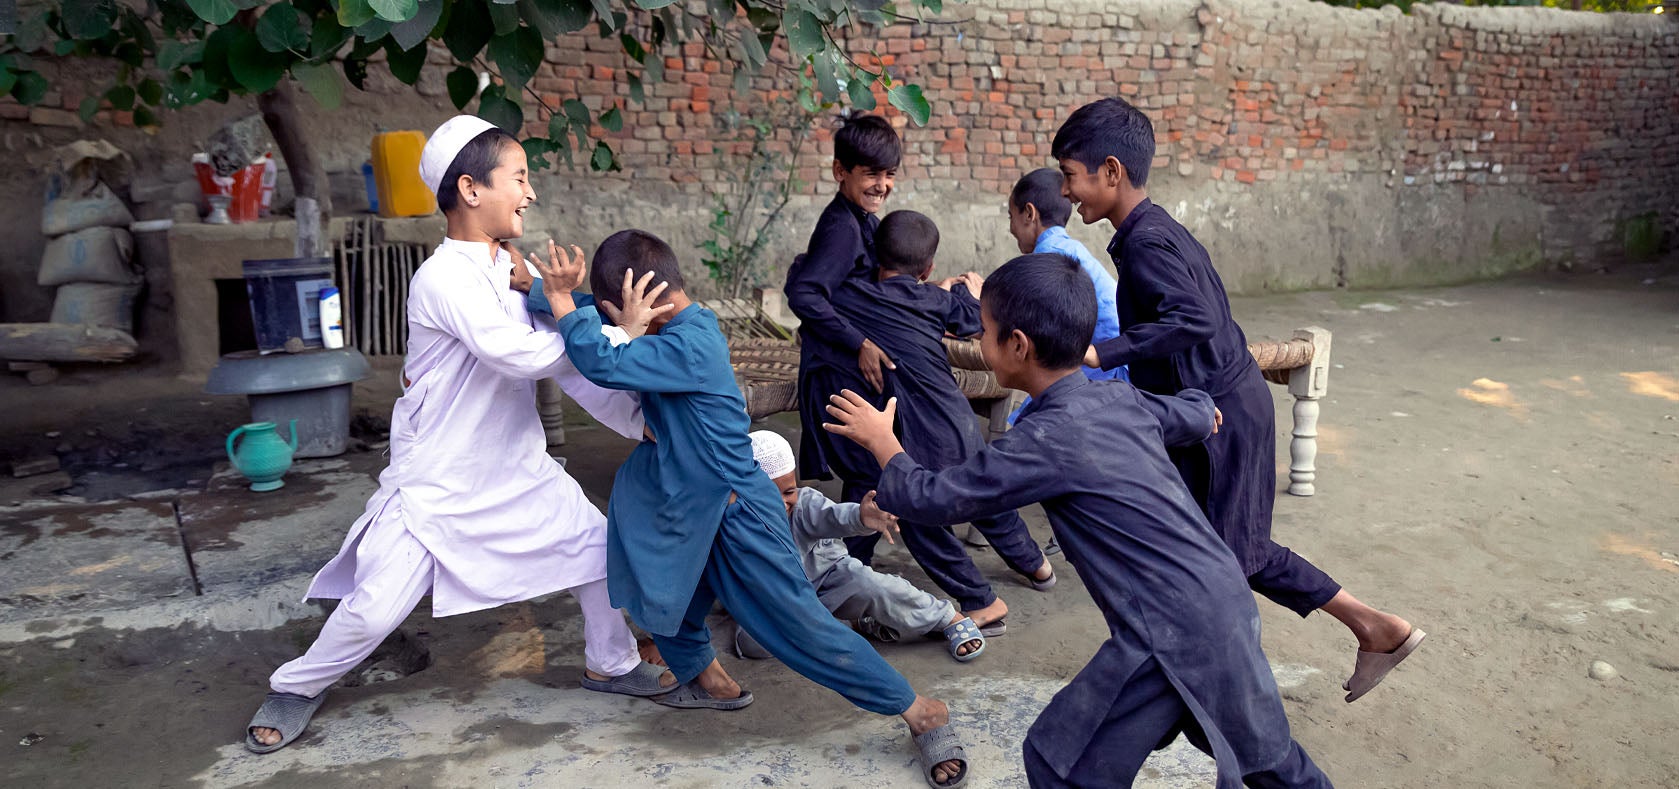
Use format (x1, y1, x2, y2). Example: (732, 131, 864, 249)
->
(1, 265, 1677, 787)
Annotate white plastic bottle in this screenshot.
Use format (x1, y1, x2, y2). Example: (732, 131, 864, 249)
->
(259, 151, 277, 217)
(319, 286, 345, 349)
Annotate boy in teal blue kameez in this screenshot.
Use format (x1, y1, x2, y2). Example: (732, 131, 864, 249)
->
(522, 230, 972, 789)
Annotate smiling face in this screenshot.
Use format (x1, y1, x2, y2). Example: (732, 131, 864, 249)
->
(771, 472, 799, 516)
(469, 140, 536, 240)
(1007, 200, 1040, 255)
(834, 162, 896, 215)
(1057, 157, 1122, 227)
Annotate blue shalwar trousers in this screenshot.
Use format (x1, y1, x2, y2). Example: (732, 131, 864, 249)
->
(648, 494, 918, 717)
(1023, 656, 1332, 789)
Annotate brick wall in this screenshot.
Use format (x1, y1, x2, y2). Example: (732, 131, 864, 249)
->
(1, 0, 1675, 323)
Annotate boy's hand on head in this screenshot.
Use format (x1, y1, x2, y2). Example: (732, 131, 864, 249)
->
(527, 240, 585, 318)
(600, 268, 676, 340)
(857, 339, 896, 392)
(859, 491, 900, 545)
(959, 271, 984, 297)
(503, 242, 534, 293)
(822, 389, 905, 467)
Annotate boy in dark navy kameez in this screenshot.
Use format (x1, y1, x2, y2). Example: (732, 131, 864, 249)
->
(825, 254, 1332, 788)
(1053, 97, 1424, 702)
(531, 230, 972, 789)
(784, 114, 900, 490)
(828, 210, 1054, 633)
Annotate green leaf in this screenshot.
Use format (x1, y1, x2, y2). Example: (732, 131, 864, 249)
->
(627, 73, 644, 103)
(477, 85, 523, 133)
(562, 98, 590, 126)
(644, 51, 663, 84)
(390, 0, 444, 49)
(77, 96, 101, 123)
(311, 15, 352, 59)
(590, 141, 614, 171)
(104, 84, 136, 111)
(228, 28, 290, 93)
(386, 38, 428, 84)
(349, 35, 386, 59)
(705, 0, 735, 23)
(887, 83, 930, 126)
(292, 61, 345, 108)
(12, 72, 49, 105)
(446, 66, 479, 110)
(134, 105, 159, 127)
(812, 51, 839, 102)
(137, 78, 164, 106)
(443, 0, 494, 61)
(785, 9, 824, 61)
(63, 0, 119, 41)
(202, 26, 237, 85)
(257, 5, 311, 53)
(745, 6, 776, 31)
(599, 106, 622, 132)
(337, 0, 377, 27)
(846, 77, 875, 111)
(521, 137, 555, 171)
(369, 0, 419, 22)
(919, 0, 942, 13)
(633, 0, 676, 8)
(588, 0, 613, 28)
(53, 40, 78, 57)
(489, 27, 543, 91)
(157, 41, 206, 72)
(520, 0, 592, 38)
(0, 71, 16, 98)
(186, 0, 240, 25)
(487, 1, 520, 35)
(548, 111, 570, 142)
(619, 33, 645, 64)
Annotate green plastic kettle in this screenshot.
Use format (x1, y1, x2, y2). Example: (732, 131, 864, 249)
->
(227, 420, 298, 492)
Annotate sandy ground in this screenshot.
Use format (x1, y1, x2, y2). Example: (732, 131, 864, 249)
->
(1, 266, 1677, 788)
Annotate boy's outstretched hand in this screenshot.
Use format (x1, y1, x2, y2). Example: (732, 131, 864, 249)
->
(527, 240, 586, 318)
(504, 242, 534, 293)
(599, 267, 676, 340)
(823, 389, 906, 468)
(859, 491, 900, 545)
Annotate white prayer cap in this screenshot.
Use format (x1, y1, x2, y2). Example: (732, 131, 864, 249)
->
(750, 431, 797, 479)
(419, 115, 498, 197)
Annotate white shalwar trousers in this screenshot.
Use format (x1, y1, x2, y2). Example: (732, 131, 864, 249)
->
(269, 521, 639, 697)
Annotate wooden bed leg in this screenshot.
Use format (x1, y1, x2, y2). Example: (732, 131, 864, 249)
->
(987, 390, 1026, 442)
(1286, 327, 1331, 497)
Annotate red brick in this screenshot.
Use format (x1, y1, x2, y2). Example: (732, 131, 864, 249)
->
(1235, 170, 1257, 184)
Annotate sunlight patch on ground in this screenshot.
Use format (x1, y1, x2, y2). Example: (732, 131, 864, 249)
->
(1620, 372, 1679, 402)
(1600, 533, 1679, 574)
(1457, 378, 1527, 419)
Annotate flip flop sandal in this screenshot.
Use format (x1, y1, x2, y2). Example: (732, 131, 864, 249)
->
(942, 617, 986, 663)
(976, 617, 1005, 637)
(652, 679, 755, 711)
(854, 616, 902, 643)
(1043, 537, 1062, 556)
(581, 660, 673, 697)
(912, 723, 970, 788)
(1344, 629, 1426, 703)
(732, 625, 775, 660)
(245, 690, 328, 754)
(1024, 567, 1057, 592)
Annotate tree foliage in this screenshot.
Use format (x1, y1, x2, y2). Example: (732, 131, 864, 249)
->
(1, 0, 944, 173)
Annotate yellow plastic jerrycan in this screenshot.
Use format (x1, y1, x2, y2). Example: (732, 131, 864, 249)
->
(371, 130, 436, 218)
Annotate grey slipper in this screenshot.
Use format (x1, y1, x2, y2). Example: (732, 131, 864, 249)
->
(245, 690, 328, 754)
(581, 661, 673, 697)
(1344, 628, 1426, 703)
(912, 723, 970, 788)
(1025, 567, 1057, 592)
(732, 625, 774, 660)
(653, 679, 755, 711)
(1043, 537, 1062, 556)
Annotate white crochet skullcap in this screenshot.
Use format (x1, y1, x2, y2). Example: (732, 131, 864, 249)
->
(418, 115, 498, 196)
(750, 430, 797, 479)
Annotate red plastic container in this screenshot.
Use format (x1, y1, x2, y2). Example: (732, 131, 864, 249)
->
(228, 161, 264, 223)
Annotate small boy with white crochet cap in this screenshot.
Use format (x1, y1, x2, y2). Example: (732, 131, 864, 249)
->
(741, 430, 987, 662)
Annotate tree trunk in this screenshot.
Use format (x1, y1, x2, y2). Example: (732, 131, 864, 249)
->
(257, 80, 332, 258)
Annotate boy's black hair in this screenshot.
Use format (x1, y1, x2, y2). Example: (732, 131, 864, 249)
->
(876, 210, 940, 276)
(982, 253, 1096, 370)
(1050, 97, 1154, 189)
(834, 114, 902, 171)
(590, 229, 686, 315)
(1010, 168, 1073, 227)
(436, 127, 521, 213)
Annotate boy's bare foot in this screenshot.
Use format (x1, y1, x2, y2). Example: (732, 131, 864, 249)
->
(251, 726, 280, 746)
(962, 597, 1007, 629)
(1321, 590, 1413, 652)
(637, 637, 667, 667)
(945, 614, 983, 658)
(903, 695, 964, 785)
(1031, 560, 1053, 583)
(693, 659, 743, 700)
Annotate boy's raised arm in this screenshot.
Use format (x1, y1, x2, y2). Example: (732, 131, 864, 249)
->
(1132, 387, 1218, 448)
(413, 265, 573, 380)
(1092, 238, 1218, 370)
(554, 307, 706, 393)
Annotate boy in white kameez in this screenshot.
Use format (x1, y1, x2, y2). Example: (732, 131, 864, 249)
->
(245, 116, 672, 753)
